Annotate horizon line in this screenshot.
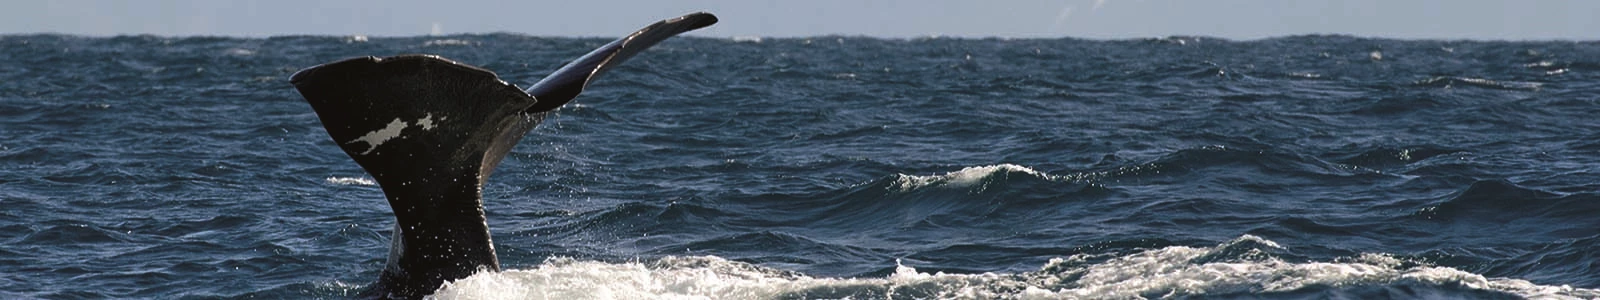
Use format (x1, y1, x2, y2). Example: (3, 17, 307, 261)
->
(3, 32, 1595, 43)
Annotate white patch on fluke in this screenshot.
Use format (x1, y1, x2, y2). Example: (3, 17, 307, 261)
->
(416, 114, 437, 130)
(345, 113, 440, 155)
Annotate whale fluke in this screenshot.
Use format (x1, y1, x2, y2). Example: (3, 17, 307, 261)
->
(526, 12, 719, 113)
(288, 12, 716, 299)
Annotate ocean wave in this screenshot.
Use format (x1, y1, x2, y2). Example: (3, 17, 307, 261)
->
(889, 164, 1056, 192)
(430, 236, 1597, 299)
(1326, 144, 1465, 171)
(826, 164, 1111, 228)
(1412, 76, 1542, 91)
(1491, 235, 1600, 288)
(1413, 180, 1600, 231)
(1115, 145, 1390, 181)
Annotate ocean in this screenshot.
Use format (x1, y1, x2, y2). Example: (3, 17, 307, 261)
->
(1, 34, 1597, 299)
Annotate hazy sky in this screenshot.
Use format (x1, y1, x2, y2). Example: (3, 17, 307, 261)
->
(3, 0, 1595, 40)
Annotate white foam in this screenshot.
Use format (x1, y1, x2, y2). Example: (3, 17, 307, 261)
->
(325, 176, 375, 186)
(426, 235, 1597, 299)
(430, 256, 840, 300)
(890, 164, 1052, 192)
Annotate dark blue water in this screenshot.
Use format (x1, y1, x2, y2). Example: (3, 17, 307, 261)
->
(2, 34, 1598, 299)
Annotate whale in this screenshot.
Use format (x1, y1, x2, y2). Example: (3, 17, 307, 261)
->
(288, 12, 717, 299)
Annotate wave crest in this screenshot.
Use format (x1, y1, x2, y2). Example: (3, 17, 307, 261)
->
(323, 176, 375, 186)
(889, 164, 1055, 192)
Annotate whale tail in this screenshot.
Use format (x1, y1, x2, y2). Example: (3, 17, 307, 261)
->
(289, 12, 716, 299)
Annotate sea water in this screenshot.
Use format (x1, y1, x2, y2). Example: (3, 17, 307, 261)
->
(1, 34, 1598, 299)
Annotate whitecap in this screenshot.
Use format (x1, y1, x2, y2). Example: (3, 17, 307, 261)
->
(324, 176, 375, 186)
(423, 39, 476, 47)
(889, 164, 1052, 192)
(223, 48, 254, 56)
(428, 236, 1600, 300)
